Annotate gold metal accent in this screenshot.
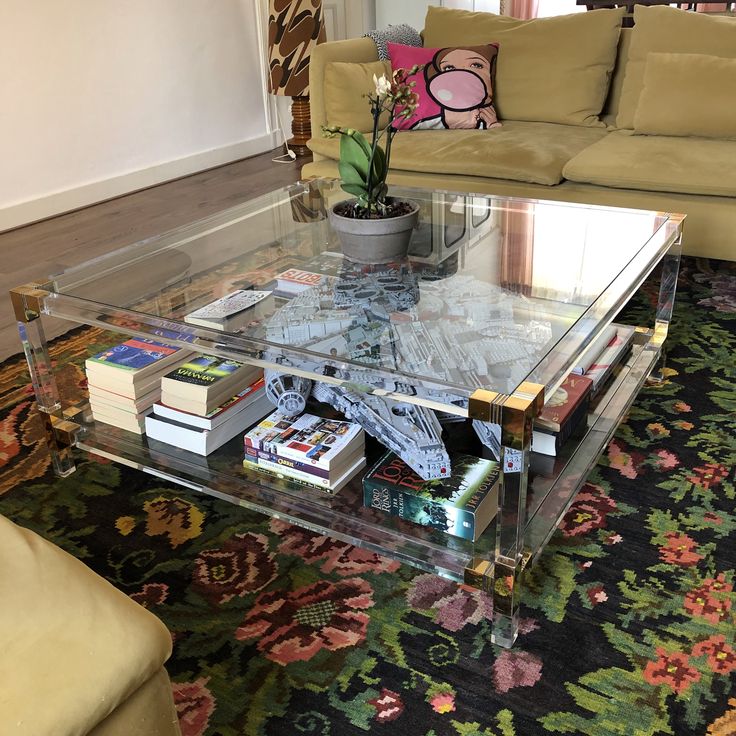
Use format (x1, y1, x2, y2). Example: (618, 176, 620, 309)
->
(468, 389, 501, 422)
(520, 549, 532, 571)
(650, 321, 669, 348)
(62, 404, 87, 422)
(50, 415, 80, 447)
(464, 557, 493, 591)
(9, 282, 52, 323)
(499, 382, 545, 450)
(516, 382, 545, 416)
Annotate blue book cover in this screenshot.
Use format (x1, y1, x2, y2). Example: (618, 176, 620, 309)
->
(87, 338, 180, 372)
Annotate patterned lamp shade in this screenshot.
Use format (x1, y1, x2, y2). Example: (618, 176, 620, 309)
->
(267, 0, 326, 97)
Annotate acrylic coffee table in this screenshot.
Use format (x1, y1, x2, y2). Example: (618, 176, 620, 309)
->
(10, 179, 684, 647)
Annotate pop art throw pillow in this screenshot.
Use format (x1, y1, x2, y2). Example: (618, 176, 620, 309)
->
(387, 42, 501, 131)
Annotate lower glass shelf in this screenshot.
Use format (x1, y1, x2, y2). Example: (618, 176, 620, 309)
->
(72, 338, 660, 585)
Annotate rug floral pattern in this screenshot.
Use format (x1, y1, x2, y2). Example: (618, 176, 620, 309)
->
(1, 258, 734, 736)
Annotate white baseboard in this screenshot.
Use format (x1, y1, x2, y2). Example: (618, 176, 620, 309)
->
(0, 131, 281, 233)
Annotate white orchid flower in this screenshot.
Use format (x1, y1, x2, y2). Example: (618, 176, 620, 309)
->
(373, 73, 391, 99)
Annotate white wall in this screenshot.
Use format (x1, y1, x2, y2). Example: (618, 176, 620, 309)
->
(0, 0, 277, 231)
(376, 0, 440, 30)
(375, 0, 501, 30)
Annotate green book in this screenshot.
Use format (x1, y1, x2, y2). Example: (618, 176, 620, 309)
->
(363, 452, 500, 541)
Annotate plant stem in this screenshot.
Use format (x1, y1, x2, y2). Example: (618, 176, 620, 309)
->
(366, 98, 382, 216)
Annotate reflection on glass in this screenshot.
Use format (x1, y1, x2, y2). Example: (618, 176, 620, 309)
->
(49, 180, 673, 400)
(444, 195, 466, 249)
(471, 196, 491, 229)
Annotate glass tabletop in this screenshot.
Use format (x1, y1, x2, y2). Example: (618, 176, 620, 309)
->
(48, 179, 680, 411)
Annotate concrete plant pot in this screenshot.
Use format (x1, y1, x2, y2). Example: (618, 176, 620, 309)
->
(329, 199, 420, 264)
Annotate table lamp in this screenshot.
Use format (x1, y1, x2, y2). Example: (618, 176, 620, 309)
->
(267, 0, 326, 157)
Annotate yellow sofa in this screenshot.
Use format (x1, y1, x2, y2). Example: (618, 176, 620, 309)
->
(0, 514, 181, 736)
(303, 5, 736, 262)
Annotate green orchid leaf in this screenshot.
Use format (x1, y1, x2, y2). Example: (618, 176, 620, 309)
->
(349, 129, 373, 159)
(340, 182, 369, 199)
(338, 161, 367, 189)
(372, 145, 387, 184)
(339, 135, 369, 180)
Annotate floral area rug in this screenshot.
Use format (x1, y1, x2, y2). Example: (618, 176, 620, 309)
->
(1, 257, 734, 736)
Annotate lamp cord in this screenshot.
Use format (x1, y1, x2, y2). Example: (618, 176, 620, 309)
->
(272, 102, 297, 163)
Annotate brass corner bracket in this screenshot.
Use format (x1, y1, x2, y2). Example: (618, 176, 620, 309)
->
(9, 282, 52, 323)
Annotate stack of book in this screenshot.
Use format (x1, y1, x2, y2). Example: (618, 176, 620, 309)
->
(144, 355, 268, 455)
(532, 374, 593, 456)
(243, 410, 365, 492)
(532, 323, 636, 457)
(363, 452, 500, 541)
(585, 324, 636, 398)
(85, 338, 190, 434)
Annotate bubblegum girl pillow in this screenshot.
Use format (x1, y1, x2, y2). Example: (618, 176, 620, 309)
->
(387, 42, 501, 130)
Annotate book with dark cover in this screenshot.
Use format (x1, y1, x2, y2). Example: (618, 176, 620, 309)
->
(535, 374, 593, 434)
(532, 396, 590, 456)
(163, 355, 244, 388)
(363, 452, 500, 541)
(160, 356, 262, 415)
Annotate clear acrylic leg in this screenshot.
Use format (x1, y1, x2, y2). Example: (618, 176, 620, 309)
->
(16, 301, 76, 477)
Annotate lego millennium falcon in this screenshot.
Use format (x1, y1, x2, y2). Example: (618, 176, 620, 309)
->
(261, 262, 553, 481)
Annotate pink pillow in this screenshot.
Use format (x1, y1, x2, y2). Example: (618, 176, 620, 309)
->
(387, 42, 501, 131)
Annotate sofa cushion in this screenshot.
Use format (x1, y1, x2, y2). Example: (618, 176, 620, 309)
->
(563, 130, 736, 197)
(633, 53, 736, 140)
(311, 121, 608, 186)
(0, 514, 174, 736)
(422, 6, 624, 127)
(324, 60, 392, 132)
(616, 5, 736, 130)
(387, 42, 500, 130)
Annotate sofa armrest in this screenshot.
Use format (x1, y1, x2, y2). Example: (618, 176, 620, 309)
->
(309, 37, 378, 159)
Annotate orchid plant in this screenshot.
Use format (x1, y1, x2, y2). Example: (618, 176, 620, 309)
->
(324, 66, 421, 217)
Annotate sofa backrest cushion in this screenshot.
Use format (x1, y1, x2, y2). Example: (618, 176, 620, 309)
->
(310, 37, 380, 138)
(600, 28, 632, 125)
(422, 6, 624, 127)
(616, 5, 736, 130)
(324, 60, 392, 132)
(633, 53, 736, 140)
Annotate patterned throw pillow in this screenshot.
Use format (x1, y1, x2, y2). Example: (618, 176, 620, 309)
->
(387, 42, 501, 131)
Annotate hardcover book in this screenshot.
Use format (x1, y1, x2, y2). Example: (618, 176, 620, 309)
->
(243, 411, 364, 472)
(535, 374, 593, 434)
(363, 452, 500, 541)
(585, 324, 636, 396)
(572, 324, 618, 375)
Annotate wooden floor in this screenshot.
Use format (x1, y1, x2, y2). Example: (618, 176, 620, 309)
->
(0, 149, 305, 361)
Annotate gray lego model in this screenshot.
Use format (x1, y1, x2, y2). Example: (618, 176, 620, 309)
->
(262, 262, 551, 480)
